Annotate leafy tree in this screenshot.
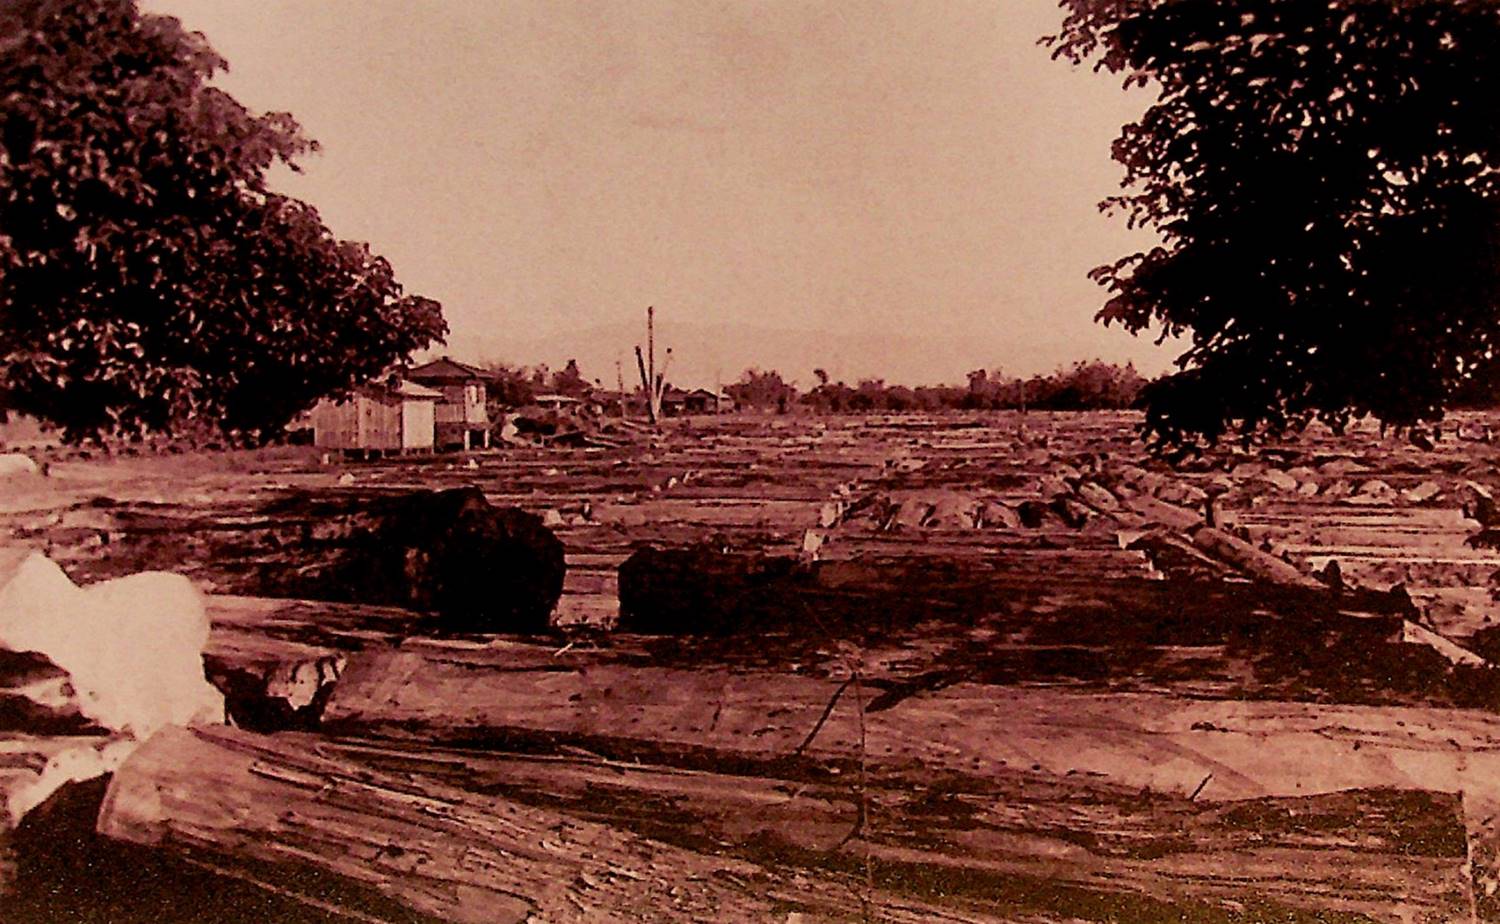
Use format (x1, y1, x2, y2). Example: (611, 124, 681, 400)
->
(726, 368, 796, 410)
(1037, 360, 1147, 410)
(0, 0, 446, 442)
(965, 369, 1006, 409)
(1047, 1, 1500, 455)
(804, 377, 856, 413)
(549, 358, 590, 397)
(482, 362, 537, 408)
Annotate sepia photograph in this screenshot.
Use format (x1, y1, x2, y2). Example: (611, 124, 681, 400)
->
(2, 0, 1500, 920)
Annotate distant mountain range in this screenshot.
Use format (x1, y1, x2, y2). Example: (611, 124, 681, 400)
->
(444, 320, 1161, 392)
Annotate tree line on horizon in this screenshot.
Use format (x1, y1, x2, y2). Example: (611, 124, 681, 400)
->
(477, 358, 1150, 414)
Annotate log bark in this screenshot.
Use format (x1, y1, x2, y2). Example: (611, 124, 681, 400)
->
(21, 488, 565, 633)
(98, 724, 986, 924)
(322, 642, 1500, 804)
(91, 722, 1474, 924)
(309, 735, 1471, 924)
(1116, 492, 1205, 532)
(1187, 524, 1329, 589)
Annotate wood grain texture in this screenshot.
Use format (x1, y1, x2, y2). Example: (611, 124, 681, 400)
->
(97, 724, 1002, 924)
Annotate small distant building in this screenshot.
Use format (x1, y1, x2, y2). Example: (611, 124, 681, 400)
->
(661, 387, 723, 416)
(587, 390, 644, 417)
(311, 380, 440, 454)
(407, 357, 492, 450)
(533, 393, 583, 412)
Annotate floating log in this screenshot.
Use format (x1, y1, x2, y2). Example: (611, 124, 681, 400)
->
(615, 547, 1016, 635)
(20, 488, 565, 634)
(304, 735, 1470, 924)
(96, 725, 990, 924)
(1186, 524, 1328, 590)
(322, 642, 1500, 803)
(1115, 493, 1204, 532)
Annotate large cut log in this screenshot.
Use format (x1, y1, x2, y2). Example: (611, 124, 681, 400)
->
(323, 642, 1500, 804)
(23, 487, 565, 634)
(1187, 524, 1330, 590)
(314, 628, 1495, 920)
(1114, 491, 1205, 532)
(616, 547, 1161, 635)
(614, 546, 1022, 635)
(616, 546, 805, 634)
(86, 720, 1475, 923)
(309, 736, 1470, 923)
(201, 595, 418, 732)
(260, 486, 567, 633)
(96, 724, 994, 924)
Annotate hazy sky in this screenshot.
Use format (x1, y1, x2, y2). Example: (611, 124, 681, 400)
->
(145, 0, 1172, 382)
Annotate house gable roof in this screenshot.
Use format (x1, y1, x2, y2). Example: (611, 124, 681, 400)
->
(663, 387, 719, 401)
(349, 379, 443, 403)
(407, 357, 489, 384)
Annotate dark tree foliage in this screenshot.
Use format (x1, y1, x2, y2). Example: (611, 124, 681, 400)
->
(799, 362, 1146, 413)
(548, 359, 591, 397)
(726, 368, 797, 410)
(482, 362, 539, 408)
(1047, 0, 1500, 456)
(0, 0, 446, 443)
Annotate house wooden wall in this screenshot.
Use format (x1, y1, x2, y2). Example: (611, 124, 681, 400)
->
(433, 383, 488, 427)
(402, 399, 436, 450)
(312, 391, 435, 451)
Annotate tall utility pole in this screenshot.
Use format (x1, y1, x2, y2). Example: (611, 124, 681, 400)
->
(634, 306, 668, 424)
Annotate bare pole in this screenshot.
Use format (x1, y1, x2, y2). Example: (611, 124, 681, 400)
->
(635, 346, 656, 425)
(633, 306, 667, 425)
(615, 358, 626, 419)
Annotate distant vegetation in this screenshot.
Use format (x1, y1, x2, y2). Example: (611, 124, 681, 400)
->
(793, 361, 1148, 414)
(480, 360, 596, 410)
(481, 358, 1149, 414)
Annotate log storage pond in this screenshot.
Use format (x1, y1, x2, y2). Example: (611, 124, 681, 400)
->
(5, 410, 1500, 922)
